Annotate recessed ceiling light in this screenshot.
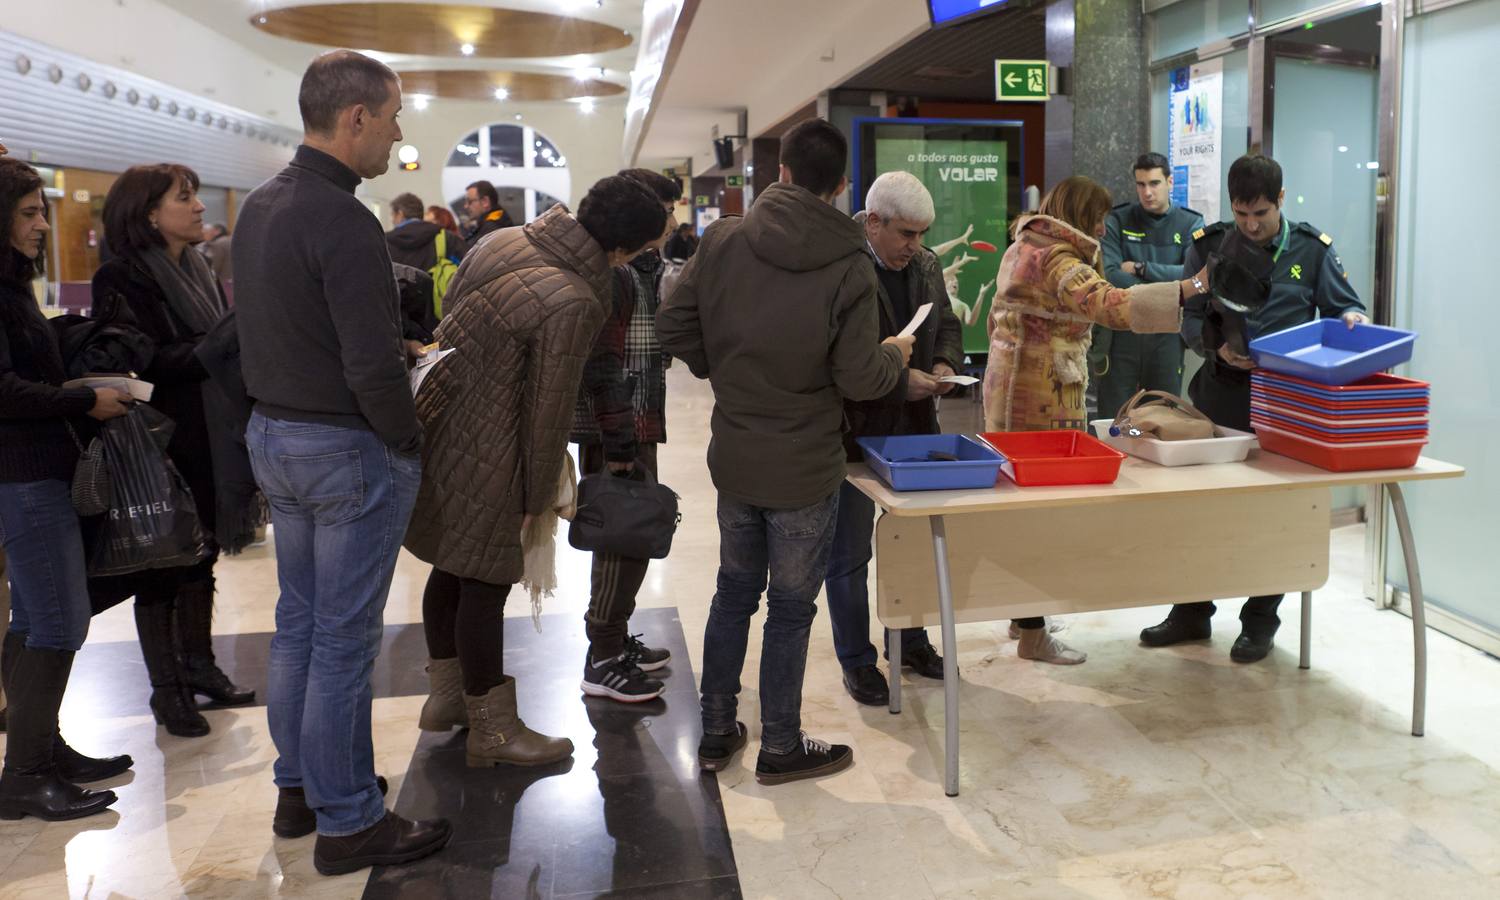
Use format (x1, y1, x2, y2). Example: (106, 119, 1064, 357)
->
(494, 87, 509, 100)
(460, 43, 475, 56)
(579, 98, 596, 114)
(257, 15, 267, 25)
(572, 67, 590, 81)
(514, 113, 523, 120)
(398, 144, 420, 164)
(412, 94, 429, 110)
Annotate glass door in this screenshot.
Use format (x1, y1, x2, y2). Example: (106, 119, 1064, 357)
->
(1265, 7, 1382, 512)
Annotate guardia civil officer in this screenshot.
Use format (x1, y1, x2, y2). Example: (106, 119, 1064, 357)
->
(1140, 153, 1367, 663)
(1093, 153, 1204, 418)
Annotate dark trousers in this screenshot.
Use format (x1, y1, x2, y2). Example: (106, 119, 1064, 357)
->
(824, 480, 929, 670)
(1168, 596, 1284, 635)
(421, 568, 510, 696)
(1095, 332, 1185, 420)
(700, 491, 840, 754)
(1174, 356, 1279, 632)
(578, 442, 659, 662)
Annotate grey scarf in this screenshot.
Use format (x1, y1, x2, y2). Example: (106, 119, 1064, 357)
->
(141, 244, 225, 336)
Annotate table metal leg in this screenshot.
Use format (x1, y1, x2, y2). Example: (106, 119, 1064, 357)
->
(930, 515, 960, 797)
(1388, 483, 1427, 737)
(1300, 591, 1312, 670)
(887, 626, 901, 714)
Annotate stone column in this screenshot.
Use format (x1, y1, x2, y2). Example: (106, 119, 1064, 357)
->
(1045, 0, 1149, 201)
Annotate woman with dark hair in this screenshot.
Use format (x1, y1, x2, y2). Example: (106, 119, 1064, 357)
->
(423, 205, 466, 263)
(92, 163, 255, 738)
(404, 176, 667, 768)
(0, 156, 133, 820)
(982, 174, 1210, 665)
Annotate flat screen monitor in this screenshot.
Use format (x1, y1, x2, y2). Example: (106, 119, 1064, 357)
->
(928, 0, 1010, 27)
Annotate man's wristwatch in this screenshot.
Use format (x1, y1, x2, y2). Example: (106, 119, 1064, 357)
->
(1191, 275, 1206, 296)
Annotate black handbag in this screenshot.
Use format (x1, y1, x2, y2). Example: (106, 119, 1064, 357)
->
(568, 469, 680, 560)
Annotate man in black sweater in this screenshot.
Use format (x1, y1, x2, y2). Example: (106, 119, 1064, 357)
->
(233, 49, 450, 876)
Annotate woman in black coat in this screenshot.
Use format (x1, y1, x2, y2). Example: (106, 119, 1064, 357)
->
(91, 164, 255, 738)
(0, 156, 133, 820)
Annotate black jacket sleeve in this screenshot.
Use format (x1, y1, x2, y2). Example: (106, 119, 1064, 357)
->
(0, 315, 96, 419)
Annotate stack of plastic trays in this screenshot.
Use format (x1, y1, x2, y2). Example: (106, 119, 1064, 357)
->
(1249, 371, 1429, 471)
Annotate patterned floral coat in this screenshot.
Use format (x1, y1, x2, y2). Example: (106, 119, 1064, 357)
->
(983, 215, 1183, 433)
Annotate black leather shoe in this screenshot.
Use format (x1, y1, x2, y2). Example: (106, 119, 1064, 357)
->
(901, 642, 946, 680)
(313, 811, 452, 876)
(54, 738, 133, 783)
(274, 775, 389, 839)
(1140, 618, 1212, 647)
(841, 665, 889, 707)
(0, 769, 117, 821)
(1230, 630, 1275, 664)
(184, 663, 256, 708)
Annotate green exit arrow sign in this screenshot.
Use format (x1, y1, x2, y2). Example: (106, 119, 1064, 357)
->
(995, 60, 1051, 101)
(727, 175, 744, 188)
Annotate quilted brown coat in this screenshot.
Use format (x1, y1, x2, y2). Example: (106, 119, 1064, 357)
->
(403, 205, 611, 585)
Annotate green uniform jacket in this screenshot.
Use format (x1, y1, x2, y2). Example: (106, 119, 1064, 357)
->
(1102, 202, 1204, 289)
(1181, 218, 1365, 357)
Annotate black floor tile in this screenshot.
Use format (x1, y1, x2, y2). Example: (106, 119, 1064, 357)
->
(553, 874, 744, 899)
(361, 608, 739, 899)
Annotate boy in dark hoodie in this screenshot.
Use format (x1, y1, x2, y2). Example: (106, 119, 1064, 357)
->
(657, 119, 912, 785)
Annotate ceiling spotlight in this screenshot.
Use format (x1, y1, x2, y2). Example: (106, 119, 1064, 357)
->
(579, 98, 596, 114)
(494, 87, 510, 100)
(460, 43, 475, 56)
(412, 94, 430, 110)
(572, 67, 591, 81)
(398, 144, 420, 164)
(257, 16, 267, 25)
(514, 113, 523, 121)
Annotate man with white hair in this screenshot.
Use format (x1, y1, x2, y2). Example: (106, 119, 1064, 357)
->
(824, 170, 964, 706)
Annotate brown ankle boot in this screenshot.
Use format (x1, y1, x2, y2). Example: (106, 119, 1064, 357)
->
(417, 658, 468, 732)
(463, 678, 573, 768)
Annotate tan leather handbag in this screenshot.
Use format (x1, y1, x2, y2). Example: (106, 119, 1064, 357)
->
(1111, 389, 1216, 441)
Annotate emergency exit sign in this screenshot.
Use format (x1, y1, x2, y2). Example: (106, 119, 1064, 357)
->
(995, 60, 1050, 101)
(727, 175, 744, 188)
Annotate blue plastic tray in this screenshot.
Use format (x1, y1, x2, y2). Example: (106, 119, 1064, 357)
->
(1250, 320, 1417, 386)
(1248, 408, 1427, 436)
(1252, 377, 1428, 402)
(857, 435, 1005, 492)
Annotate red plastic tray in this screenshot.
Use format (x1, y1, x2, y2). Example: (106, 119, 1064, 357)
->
(1251, 385, 1429, 414)
(1254, 424, 1425, 471)
(1250, 402, 1428, 429)
(977, 431, 1126, 486)
(1251, 417, 1428, 444)
(1252, 371, 1431, 394)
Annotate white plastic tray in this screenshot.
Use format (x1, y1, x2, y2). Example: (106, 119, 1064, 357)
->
(1090, 420, 1258, 467)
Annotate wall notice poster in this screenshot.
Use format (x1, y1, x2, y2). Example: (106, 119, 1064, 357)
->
(1167, 58, 1223, 224)
(853, 118, 1024, 354)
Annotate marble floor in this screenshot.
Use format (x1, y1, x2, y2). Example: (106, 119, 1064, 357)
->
(4, 369, 1500, 898)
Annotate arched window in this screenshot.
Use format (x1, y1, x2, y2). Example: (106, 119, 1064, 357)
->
(442, 123, 572, 225)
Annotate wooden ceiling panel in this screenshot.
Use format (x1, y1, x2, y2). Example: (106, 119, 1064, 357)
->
(252, 3, 632, 58)
(397, 70, 624, 101)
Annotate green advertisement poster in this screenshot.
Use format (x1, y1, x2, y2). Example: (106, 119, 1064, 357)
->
(859, 120, 1022, 354)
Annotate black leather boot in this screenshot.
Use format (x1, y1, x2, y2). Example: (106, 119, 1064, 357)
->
(7, 630, 132, 779)
(0, 645, 116, 821)
(135, 601, 210, 738)
(53, 737, 133, 783)
(313, 811, 452, 876)
(175, 578, 254, 707)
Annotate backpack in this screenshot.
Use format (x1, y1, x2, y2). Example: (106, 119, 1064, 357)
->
(430, 229, 458, 319)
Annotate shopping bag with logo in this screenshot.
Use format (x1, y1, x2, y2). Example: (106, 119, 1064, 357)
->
(88, 404, 211, 577)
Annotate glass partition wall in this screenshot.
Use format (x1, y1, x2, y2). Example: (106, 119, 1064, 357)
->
(1145, 0, 1500, 651)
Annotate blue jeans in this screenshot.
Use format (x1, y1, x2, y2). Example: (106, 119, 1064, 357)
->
(0, 479, 91, 651)
(246, 413, 421, 837)
(700, 491, 839, 755)
(824, 480, 929, 670)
